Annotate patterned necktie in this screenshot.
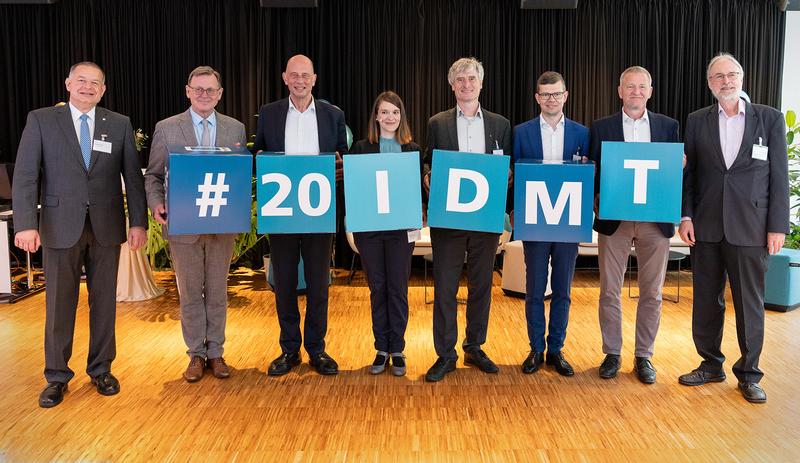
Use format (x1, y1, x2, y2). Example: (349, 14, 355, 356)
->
(79, 113, 91, 169)
(201, 118, 211, 146)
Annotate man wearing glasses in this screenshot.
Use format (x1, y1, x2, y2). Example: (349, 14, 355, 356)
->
(511, 71, 589, 376)
(589, 66, 679, 385)
(253, 54, 348, 377)
(145, 66, 247, 383)
(678, 53, 789, 404)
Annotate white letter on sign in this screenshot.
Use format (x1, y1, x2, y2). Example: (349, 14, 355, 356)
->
(376, 170, 390, 214)
(623, 159, 659, 204)
(445, 168, 489, 213)
(261, 173, 293, 216)
(298, 173, 331, 217)
(526, 181, 582, 225)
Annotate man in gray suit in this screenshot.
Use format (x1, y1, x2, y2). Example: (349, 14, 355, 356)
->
(422, 57, 512, 382)
(145, 66, 247, 383)
(12, 61, 147, 408)
(678, 53, 790, 404)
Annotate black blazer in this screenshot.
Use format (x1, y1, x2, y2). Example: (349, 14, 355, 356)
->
(682, 102, 789, 246)
(252, 97, 348, 154)
(423, 107, 512, 166)
(345, 139, 425, 216)
(589, 110, 680, 238)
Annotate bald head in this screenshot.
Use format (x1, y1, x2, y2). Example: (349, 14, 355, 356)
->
(282, 54, 317, 105)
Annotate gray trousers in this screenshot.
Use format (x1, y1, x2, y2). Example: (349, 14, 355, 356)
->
(43, 218, 121, 383)
(430, 228, 499, 359)
(169, 234, 235, 359)
(598, 221, 669, 358)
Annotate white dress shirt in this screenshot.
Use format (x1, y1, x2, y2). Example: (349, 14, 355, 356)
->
(622, 109, 651, 143)
(540, 114, 565, 162)
(284, 97, 320, 155)
(718, 99, 746, 169)
(456, 104, 486, 153)
(68, 102, 96, 143)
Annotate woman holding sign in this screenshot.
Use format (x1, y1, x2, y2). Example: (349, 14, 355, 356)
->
(347, 91, 423, 376)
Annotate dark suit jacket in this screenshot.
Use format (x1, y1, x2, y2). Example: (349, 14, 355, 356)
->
(345, 139, 424, 217)
(512, 116, 589, 163)
(12, 104, 147, 249)
(512, 116, 590, 247)
(589, 110, 680, 238)
(253, 97, 348, 154)
(682, 102, 789, 246)
(144, 109, 247, 243)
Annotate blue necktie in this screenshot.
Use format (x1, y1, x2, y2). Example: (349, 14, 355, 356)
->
(79, 113, 91, 169)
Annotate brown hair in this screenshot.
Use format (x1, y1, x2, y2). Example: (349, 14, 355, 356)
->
(536, 71, 566, 92)
(187, 65, 222, 87)
(367, 91, 413, 145)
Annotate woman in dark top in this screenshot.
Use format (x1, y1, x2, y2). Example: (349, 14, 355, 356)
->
(348, 91, 422, 376)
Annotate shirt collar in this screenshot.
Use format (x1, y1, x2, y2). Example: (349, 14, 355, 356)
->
(457, 104, 482, 119)
(189, 108, 216, 126)
(622, 109, 649, 125)
(539, 114, 565, 129)
(289, 97, 316, 114)
(717, 98, 746, 118)
(69, 102, 96, 123)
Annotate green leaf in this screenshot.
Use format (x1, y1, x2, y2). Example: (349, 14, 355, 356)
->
(789, 131, 795, 145)
(787, 110, 796, 128)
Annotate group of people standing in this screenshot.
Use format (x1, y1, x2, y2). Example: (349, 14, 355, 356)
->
(11, 52, 788, 409)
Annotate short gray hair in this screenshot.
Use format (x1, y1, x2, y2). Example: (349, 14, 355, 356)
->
(619, 66, 652, 86)
(706, 52, 744, 79)
(69, 61, 105, 83)
(447, 57, 484, 86)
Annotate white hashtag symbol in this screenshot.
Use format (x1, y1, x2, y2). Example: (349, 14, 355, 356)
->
(196, 173, 229, 217)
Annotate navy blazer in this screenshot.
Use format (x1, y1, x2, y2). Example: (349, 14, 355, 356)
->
(589, 111, 680, 238)
(512, 116, 590, 163)
(252, 97, 348, 155)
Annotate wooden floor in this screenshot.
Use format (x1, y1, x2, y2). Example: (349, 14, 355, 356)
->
(1, 267, 799, 462)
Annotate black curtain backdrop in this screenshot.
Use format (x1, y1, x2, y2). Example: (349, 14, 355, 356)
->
(0, 0, 786, 264)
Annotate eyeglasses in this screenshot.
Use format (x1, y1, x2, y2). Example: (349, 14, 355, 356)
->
(188, 86, 221, 97)
(708, 71, 741, 83)
(538, 91, 565, 101)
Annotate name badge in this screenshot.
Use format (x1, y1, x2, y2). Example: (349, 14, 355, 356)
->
(492, 149, 504, 155)
(572, 154, 582, 162)
(752, 144, 768, 161)
(93, 139, 112, 153)
(407, 229, 421, 243)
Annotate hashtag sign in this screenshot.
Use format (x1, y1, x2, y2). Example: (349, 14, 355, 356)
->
(196, 173, 229, 217)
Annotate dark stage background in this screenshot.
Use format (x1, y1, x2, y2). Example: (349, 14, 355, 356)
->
(0, 0, 786, 264)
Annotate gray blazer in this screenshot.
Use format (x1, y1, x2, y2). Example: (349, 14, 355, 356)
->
(12, 104, 147, 249)
(144, 109, 247, 243)
(682, 101, 790, 246)
(423, 106, 512, 167)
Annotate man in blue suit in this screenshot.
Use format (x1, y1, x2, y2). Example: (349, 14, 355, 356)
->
(589, 66, 680, 384)
(512, 71, 589, 376)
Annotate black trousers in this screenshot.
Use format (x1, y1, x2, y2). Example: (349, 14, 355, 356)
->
(691, 239, 767, 383)
(354, 230, 414, 353)
(43, 217, 121, 383)
(430, 228, 499, 359)
(269, 233, 333, 356)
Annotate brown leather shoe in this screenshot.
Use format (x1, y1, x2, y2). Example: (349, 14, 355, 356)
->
(183, 356, 205, 382)
(207, 357, 231, 379)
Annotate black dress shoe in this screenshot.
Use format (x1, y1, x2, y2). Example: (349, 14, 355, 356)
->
(738, 382, 767, 404)
(464, 349, 499, 373)
(633, 357, 657, 384)
(91, 372, 120, 396)
(309, 352, 339, 375)
(522, 352, 545, 374)
(546, 352, 574, 377)
(678, 368, 726, 386)
(39, 382, 67, 408)
(268, 352, 301, 376)
(599, 354, 621, 379)
(425, 357, 457, 382)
